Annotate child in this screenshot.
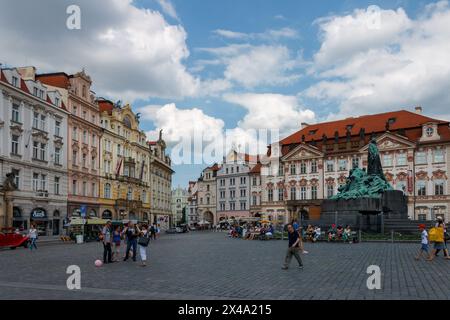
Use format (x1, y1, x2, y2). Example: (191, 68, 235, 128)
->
(415, 224, 429, 260)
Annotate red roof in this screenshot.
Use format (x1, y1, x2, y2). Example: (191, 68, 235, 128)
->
(36, 73, 71, 89)
(207, 163, 220, 172)
(98, 99, 114, 115)
(249, 162, 262, 174)
(280, 110, 447, 146)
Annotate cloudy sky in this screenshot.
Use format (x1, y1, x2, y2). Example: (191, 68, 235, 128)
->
(1, 0, 450, 187)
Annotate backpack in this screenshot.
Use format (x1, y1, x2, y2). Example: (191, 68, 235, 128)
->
(429, 227, 444, 242)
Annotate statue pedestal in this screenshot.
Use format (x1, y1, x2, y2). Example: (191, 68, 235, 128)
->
(321, 190, 408, 232)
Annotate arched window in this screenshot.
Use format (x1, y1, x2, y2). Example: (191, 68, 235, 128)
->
(104, 183, 111, 199)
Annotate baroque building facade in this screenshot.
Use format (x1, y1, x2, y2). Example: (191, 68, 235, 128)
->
(197, 163, 219, 224)
(0, 66, 68, 235)
(260, 108, 450, 225)
(36, 70, 103, 221)
(148, 132, 174, 230)
(97, 99, 152, 224)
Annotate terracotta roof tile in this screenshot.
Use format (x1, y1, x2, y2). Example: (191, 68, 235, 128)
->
(36, 73, 71, 89)
(280, 110, 447, 146)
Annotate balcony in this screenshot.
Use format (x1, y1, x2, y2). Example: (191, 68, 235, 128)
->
(35, 190, 49, 198)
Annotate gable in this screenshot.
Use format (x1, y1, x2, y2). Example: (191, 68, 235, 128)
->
(281, 143, 323, 161)
(359, 132, 416, 153)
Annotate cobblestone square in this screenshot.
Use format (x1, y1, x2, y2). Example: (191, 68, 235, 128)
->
(1, 232, 449, 300)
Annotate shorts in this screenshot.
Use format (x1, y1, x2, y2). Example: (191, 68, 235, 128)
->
(421, 244, 429, 252)
(434, 242, 445, 250)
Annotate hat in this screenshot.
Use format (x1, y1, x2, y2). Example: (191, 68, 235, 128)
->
(418, 224, 426, 229)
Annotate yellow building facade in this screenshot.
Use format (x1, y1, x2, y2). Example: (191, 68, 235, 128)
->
(98, 100, 151, 223)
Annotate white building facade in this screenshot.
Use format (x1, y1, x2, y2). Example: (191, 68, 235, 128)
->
(0, 66, 69, 235)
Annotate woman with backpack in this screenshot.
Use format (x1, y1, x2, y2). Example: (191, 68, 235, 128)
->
(138, 224, 150, 267)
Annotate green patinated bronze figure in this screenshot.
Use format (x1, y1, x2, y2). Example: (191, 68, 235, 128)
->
(331, 139, 393, 200)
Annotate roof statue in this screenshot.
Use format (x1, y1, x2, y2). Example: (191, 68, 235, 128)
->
(331, 139, 392, 200)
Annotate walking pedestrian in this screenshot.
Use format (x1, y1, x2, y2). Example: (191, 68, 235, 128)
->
(150, 224, 156, 240)
(428, 217, 450, 261)
(138, 225, 150, 267)
(415, 224, 430, 260)
(123, 222, 140, 262)
(102, 221, 113, 264)
(28, 224, 38, 251)
(112, 226, 122, 262)
(282, 224, 304, 270)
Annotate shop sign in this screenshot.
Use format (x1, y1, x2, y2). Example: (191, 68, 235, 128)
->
(31, 209, 47, 219)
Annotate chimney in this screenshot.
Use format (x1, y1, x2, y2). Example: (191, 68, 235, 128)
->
(301, 122, 309, 129)
(415, 106, 423, 114)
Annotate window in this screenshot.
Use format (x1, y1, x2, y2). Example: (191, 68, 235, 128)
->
(91, 156, 96, 170)
(104, 184, 111, 199)
(72, 180, 77, 195)
(352, 157, 359, 169)
(417, 181, 426, 196)
(252, 177, 257, 186)
(127, 187, 133, 200)
(54, 147, 61, 165)
(290, 164, 296, 175)
(426, 127, 434, 137)
(311, 186, 318, 200)
(236, 167, 239, 173)
(252, 195, 257, 206)
(338, 159, 347, 171)
(33, 173, 39, 191)
(55, 120, 61, 136)
(33, 141, 39, 159)
(311, 160, 318, 173)
(416, 151, 427, 165)
(290, 187, 296, 200)
(83, 111, 87, 120)
(83, 131, 87, 143)
(268, 189, 273, 202)
(383, 154, 392, 167)
(300, 187, 307, 200)
(240, 202, 246, 210)
(33, 87, 39, 96)
(327, 185, 334, 198)
(54, 177, 60, 195)
(434, 148, 444, 163)
(72, 150, 78, 165)
(300, 162, 307, 174)
(40, 143, 46, 160)
(117, 144, 121, 156)
(12, 76, 18, 87)
(240, 189, 246, 197)
(40, 175, 47, 191)
(92, 134, 96, 146)
(72, 127, 78, 140)
(82, 182, 87, 196)
(11, 135, 19, 155)
(397, 153, 407, 166)
(40, 115, 46, 131)
(396, 181, 407, 194)
(435, 180, 444, 196)
(12, 104, 20, 122)
(278, 188, 284, 201)
(124, 166, 129, 177)
(12, 169, 20, 189)
(82, 154, 87, 167)
(326, 160, 334, 172)
(82, 85, 86, 98)
(33, 112, 39, 129)
(55, 97, 60, 107)
(278, 165, 284, 176)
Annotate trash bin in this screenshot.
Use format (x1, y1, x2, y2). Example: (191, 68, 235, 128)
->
(76, 235, 84, 244)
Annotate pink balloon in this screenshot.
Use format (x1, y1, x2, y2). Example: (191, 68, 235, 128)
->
(95, 260, 103, 267)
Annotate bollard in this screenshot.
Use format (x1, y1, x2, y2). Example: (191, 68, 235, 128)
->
(391, 230, 394, 243)
(359, 230, 362, 243)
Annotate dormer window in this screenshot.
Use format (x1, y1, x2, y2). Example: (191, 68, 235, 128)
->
(39, 90, 44, 100)
(12, 76, 18, 87)
(426, 127, 434, 137)
(55, 97, 60, 107)
(33, 87, 39, 97)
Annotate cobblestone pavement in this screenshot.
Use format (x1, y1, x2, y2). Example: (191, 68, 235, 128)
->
(0, 231, 449, 300)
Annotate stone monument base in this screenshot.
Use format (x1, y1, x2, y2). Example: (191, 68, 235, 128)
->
(320, 190, 408, 232)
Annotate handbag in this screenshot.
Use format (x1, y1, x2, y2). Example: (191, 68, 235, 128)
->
(138, 232, 150, 247)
